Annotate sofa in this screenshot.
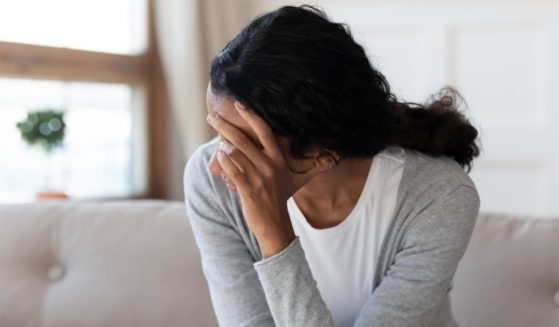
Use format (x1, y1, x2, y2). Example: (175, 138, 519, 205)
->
(0, 200, 557, 327)
(0, 200, 217, 327)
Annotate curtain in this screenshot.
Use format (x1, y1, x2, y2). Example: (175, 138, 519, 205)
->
(152, 0, 249, 159)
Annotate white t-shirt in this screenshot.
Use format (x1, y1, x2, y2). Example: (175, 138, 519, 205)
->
(287, 146, 405, 327)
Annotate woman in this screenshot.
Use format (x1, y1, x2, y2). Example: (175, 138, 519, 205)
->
(184, 5, 480, 327)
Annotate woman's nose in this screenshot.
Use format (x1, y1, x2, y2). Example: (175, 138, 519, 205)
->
(208, 150, 223, 176)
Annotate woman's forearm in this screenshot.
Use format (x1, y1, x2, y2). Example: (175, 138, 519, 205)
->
(255, 215, 296, 258)
(254, 237, 335, 326)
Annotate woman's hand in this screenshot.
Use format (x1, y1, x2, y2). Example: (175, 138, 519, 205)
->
(206, 102, 297, 258)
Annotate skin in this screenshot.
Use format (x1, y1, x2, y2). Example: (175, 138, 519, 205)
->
(206, 83, 373, 257)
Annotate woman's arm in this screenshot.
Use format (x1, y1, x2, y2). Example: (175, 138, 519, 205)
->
(184, 145, 276, 327)
(253, 236, 335, 326)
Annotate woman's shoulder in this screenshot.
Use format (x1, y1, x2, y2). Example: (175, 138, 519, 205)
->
(183, 137, 237, 207)
(184, 137, 219, 180)
(401, 147, 477, 192)
(183, 137, 246, 224)
(395, 148, 480, 219)
(395, 148, 481, 247)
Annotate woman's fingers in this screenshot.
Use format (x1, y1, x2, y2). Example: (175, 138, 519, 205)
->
(207, 112, 268, 167)
(216, 149, 249, 191)
(219, 141, 255, 174)
(234, 102, 284, 163)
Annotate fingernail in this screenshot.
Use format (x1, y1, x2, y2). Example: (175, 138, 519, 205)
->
(207, 112, 219, 124)
(219, 141, 235, 154)
(216, 150, 224, 160)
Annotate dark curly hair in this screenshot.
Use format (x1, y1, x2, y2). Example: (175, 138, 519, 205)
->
(210, 5, 480, 171)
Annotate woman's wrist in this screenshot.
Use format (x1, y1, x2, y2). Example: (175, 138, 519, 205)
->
(257, 222, 296, 259)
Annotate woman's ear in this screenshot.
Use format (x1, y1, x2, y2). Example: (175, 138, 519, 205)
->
(309, 149, 339, 172)
(286, 147, 339, 191)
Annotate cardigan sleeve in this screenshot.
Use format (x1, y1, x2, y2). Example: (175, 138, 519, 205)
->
(184, 148, 276, 327)
(253, 236, 335, 326)
(354, 184, 480, 326)
(254, 184, 479, 327)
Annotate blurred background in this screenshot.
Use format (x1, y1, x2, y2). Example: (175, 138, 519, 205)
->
(1, 0, 558, 218)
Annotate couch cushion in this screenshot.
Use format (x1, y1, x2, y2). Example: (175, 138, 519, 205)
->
(0, 200, 217, 327)
(450, 212, 559, 327)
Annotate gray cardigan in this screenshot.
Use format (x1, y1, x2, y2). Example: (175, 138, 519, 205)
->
(184, 137, 480, 327)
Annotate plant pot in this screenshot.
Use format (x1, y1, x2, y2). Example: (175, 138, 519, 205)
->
(36, 191, 69, 200)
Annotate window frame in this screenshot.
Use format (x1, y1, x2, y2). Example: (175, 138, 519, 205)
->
(0, 0, 168, 199)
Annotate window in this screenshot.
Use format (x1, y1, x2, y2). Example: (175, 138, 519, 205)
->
(0, 0, 147, 54)
(0, 0, 166, 202)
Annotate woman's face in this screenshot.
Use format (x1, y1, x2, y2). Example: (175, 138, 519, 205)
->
(206, 83, 304, 188)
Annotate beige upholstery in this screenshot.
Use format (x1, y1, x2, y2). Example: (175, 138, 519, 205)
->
(0, 200, 217, 327)
(450, 213, 559, 327)
(1, 201, 558, 327)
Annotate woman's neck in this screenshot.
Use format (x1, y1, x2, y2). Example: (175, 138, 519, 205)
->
(292, 157, 373, 228)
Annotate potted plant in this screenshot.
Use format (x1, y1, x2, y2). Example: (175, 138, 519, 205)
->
(16, 109, 68, 199)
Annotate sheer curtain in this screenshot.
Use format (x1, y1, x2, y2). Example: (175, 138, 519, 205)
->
(152, 0, 249, 159)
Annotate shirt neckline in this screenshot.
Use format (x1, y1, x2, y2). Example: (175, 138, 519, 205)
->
(287, 154, 379, 238)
